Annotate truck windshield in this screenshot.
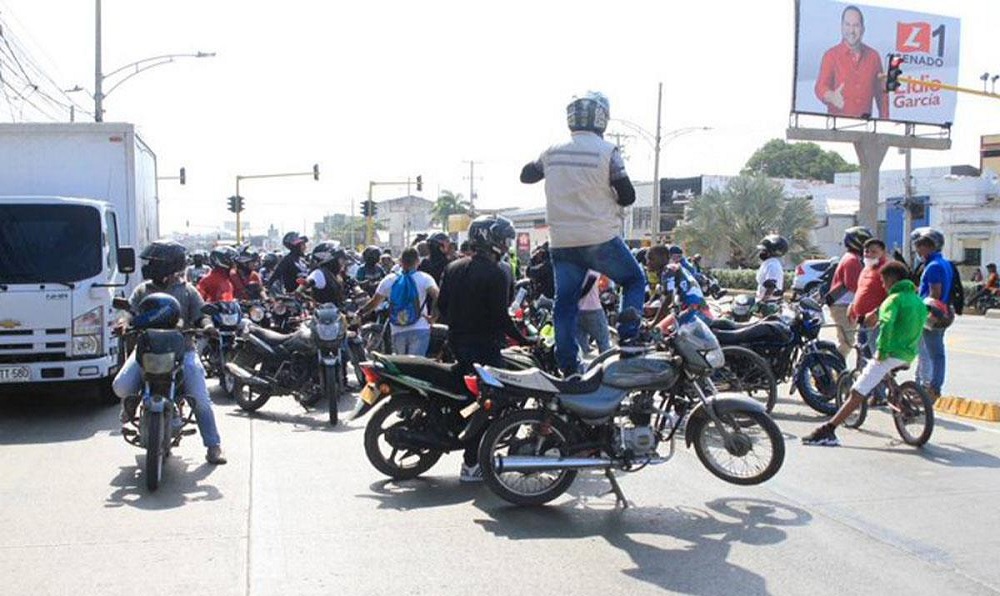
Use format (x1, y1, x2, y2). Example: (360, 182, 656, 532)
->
(0, 205, 103, 284)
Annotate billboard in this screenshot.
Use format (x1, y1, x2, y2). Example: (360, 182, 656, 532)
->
(793, 0, 960, 126)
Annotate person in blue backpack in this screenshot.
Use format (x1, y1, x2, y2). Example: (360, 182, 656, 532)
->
(357, 247, 439, 356)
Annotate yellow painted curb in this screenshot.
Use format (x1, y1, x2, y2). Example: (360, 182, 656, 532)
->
(935, 396, 1000, 422)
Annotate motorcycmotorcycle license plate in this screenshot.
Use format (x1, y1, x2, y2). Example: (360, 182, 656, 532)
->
(360, 383, 378, 405)
(0, 365, 30, 383)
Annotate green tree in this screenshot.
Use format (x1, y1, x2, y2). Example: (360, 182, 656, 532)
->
(674, 175, 818, 268)
(430, 190, 471, 231)
(743, 139, 858, 183)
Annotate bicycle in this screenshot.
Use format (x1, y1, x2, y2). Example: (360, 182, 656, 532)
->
(833, 331, 934, 446)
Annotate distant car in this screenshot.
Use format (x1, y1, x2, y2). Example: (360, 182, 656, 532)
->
(793, 257, 838, 301)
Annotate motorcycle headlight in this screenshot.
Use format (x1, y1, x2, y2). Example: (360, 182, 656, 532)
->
(272, 302, 288, 316)
(315, 321, 343, 341)
(220, 313, 240, 327)
(249, 305, 265, 323)
(704, 348, 726, 369)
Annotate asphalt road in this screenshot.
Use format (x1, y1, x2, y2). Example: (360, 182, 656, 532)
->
(1, 330, 999, 595)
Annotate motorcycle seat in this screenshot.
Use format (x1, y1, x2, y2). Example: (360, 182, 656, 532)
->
(487, 364, 604, 395)
(711, 321, 793, 346)
(708, 318, 758, 331)
(249, 324, 296, 346)
(376, 354, 468, 396)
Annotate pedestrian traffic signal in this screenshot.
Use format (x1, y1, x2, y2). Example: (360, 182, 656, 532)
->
(415, 175, 423, 192)
(886, 54, 904, 92)
(227, 195, 245, 214)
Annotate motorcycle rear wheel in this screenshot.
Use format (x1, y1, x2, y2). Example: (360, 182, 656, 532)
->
(713, 346, 778, 412)
(232, 353, 273, 412)
(688, 408, 784, 486)
(478, 409, 578, 506)
(145, 411, 165, 492)
(364, 396, 443, 479)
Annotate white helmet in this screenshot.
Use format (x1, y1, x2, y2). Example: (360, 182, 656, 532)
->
(566, 91, 610, 134)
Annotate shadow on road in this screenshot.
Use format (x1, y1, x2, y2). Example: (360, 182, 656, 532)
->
(225, 404, 361, 433)
(473, 496, 812, 595)
(105, 457, 223, 510)
(358, 477, 480, 511)
(0, 389, 116, 445)
(840, 441, 1000, 468)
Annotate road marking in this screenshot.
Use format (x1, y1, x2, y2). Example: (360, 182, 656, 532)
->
(246, 418, 288, 596)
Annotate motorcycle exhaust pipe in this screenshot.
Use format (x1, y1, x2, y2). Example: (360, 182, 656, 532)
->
(494, 455, 614, 473)
(224, 362, 271, 389)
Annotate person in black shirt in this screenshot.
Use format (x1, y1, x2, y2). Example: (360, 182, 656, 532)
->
(526, 241, 555, 299)
(437, 215, 529, 483)
(300, 243, 347, 307)
(356, 245, 386, 296)
(418, 232, 453, 285)
(271, 231, 309, 294)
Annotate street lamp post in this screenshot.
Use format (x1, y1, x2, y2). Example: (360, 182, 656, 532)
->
(234, 165, 321, 243)
(93, 0, 214, 121)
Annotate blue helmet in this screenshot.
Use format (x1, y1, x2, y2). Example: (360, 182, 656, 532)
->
(132, 293, 181, 330)
(566, 91, 610, 134)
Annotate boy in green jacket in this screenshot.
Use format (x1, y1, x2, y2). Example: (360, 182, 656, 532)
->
(803, 261, 928, 446)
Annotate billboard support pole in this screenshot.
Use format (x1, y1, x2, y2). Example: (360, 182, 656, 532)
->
(787, 126, 949, 235)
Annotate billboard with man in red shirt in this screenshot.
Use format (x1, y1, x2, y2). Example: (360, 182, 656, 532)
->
(793, 0, 960, 127)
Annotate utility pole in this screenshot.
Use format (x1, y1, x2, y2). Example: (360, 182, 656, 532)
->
(651, 82, 663, 240)
(350, 197, 355, 249)
(464, 160, 481, 215)
(94, 0, 103, 122)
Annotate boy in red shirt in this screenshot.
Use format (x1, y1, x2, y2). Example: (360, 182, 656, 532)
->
(198, 246, 237, 303)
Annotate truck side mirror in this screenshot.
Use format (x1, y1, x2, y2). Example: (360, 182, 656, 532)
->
(118, 247, 136, 274)
(112, 297, 132, 311)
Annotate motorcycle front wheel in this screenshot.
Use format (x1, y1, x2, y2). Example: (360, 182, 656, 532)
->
(796, 351, 844, 415)
(688, 408, 785, 486)
(145, 411, 165, 492)
(322, 363, 341, 426)
(478, 409, 578, 506)
(231, 352, 273, 412)
(364, 396, 443, 479)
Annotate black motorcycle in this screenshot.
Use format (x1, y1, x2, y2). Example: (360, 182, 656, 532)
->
(200, 301, 242, 398)
(226, 302, 347, 425)
(971, 289, 1000, 315)
(114, 298, 199, 491)
(472, 315, 785, 506)
(709, 297, 845, 415)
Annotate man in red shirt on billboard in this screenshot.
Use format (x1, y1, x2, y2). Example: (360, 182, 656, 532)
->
(814, 5, 889, 119)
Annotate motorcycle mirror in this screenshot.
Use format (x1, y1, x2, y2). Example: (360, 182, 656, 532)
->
(112, 297, 131, 311)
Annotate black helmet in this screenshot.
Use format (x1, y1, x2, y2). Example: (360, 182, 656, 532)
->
(843, 226, 874, 253)
(140, 240, 187, 283)
(133, 292, 181, 329)
(428, 232, 451, 248)
(468, 215, 516, 257)
(209, 246, 238, 270)
(362, 245, 381, 265)
(282, 231, 308, 251)
(311, 242, 341, 268)
(262, 252, 280, 270)
(236, 245, 259, 266)
(757, 234, 788, 259)
(910, 227, 944, 251)
(191, 250, 208, 267)
(667, 245, 684, 257)
(987, 263, 997, 271)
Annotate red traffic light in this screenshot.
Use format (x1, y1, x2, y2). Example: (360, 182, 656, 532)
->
(889, 55, 904, 69)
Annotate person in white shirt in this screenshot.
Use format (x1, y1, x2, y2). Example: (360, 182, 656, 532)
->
(576, 270, 612, 355)
(755, 234, 788, 312)
(357, 247, 439, 356)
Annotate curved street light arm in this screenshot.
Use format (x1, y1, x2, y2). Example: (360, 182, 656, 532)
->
(103, 52, 215, 80)
(103, 58, 178, 98)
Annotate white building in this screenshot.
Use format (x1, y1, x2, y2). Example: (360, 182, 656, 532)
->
(374, 195, 434, 253)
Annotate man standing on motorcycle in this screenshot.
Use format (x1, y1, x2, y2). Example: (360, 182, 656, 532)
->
(197, 246, 237, 303)
(438, 215, 530, 482)
(826, 226, 872, 357)
(271, 232, 310, 294)
(519, 91, 646, 375)
(755, 234, 788, 315)
(112, 241, 227, 465)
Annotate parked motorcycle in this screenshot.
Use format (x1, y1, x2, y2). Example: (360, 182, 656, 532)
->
(971, 290, 1000, 315)
(709, 297, 845, 415)
(471, 315, 785, 506)
(199, 301, 242, 398)
(114, 298, 199, 491)
(226, 302, 347, 425)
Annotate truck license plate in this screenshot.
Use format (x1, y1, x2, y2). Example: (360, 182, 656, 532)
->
(0, 365, 31, 383)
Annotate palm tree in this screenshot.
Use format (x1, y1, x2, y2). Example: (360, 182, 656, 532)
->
(430, 190, 471, 231)
(674, 175, 817, 268)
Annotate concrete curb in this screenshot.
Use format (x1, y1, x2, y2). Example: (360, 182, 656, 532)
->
(984, 310, 1000, 320)
(935, 396, 1000, 422)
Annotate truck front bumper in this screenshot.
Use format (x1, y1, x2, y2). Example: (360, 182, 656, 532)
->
(0, 354, 119, 385)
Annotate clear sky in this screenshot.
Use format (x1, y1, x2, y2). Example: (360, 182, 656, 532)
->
(1, 0, 997, 236)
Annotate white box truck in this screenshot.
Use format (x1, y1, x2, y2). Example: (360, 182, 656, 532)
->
(0, 122, 158, 398)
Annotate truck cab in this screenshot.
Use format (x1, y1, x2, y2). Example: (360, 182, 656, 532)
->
(0, 196, 136, 393)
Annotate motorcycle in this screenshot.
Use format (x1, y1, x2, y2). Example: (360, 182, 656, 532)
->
(971, 290, 1000, 315)
(226, 302, 347, 425)
(470, 315, 785, 507)
(268, 294, 307, 333)
(114, 298, 199, 491)
(708, 296, 845, 415)
(199, 301, 242, 398)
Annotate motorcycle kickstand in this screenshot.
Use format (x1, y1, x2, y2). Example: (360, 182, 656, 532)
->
(602, 468, 630, 509)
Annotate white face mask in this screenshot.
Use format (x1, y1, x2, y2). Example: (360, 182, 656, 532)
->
(863, 257, 880, 268)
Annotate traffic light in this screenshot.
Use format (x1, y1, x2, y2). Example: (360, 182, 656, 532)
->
(227, 195, 245, 214)
(415, 175, 423, 192)
(313, 163, 320, 181)
(361, 200, 377, 217)
(886, 54, 904, 92)
(179, 167, 186, 185)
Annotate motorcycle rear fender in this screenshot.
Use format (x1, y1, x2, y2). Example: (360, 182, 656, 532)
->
(245, 334, 277, 357)
(684, 394, 768, 448)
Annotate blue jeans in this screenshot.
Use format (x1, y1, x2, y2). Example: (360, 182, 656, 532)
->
(576, 308, 612, 356)
(112, 349, 222, 448)
(391, 327, 430, 356)
(917, 327, 946, 394)
(551, 237, 646, 374)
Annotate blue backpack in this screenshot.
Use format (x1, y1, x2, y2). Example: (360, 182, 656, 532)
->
(388, 271, 421, 326)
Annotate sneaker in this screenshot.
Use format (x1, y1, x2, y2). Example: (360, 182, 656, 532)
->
(206, 446, 228, 465)
(801, 423, 840, 447)
(459, 463, 483, 483)
(119, 397, 138, 425)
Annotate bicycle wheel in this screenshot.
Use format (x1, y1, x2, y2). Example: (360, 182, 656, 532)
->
(713, 346, 777, 412)
(833, 370, 866, 429)
(893, 381, 934, 447)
